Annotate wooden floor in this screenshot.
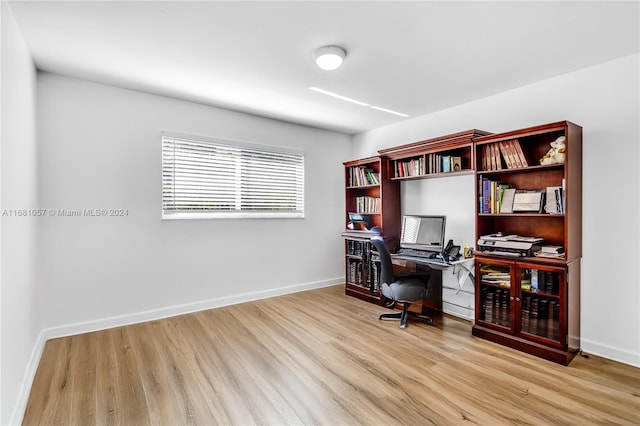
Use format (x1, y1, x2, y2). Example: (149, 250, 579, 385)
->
(24, 285, 639, 425)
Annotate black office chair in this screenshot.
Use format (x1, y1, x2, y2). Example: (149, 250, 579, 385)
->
(370, 236, 434, 328)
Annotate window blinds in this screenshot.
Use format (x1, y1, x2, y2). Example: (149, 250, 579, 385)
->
(162, 134, 304, 219)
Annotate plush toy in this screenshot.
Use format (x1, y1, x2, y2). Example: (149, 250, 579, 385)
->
(540, 136, 566, 165)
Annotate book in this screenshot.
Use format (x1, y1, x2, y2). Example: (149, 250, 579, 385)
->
(545, 186, 562, 214)
(539, 299, 549, 335)
(442, 155, 451, 172)
(548, 300, 558, 340)
(498, 142, 514, 168)
(504, 140, 520, 168)
(511, 139, 528, 167)
(484, 291, 494, 323)
(530, 297, 539, 332)
(542, 245, 564, 254)
(513, 190, 544, 213)
(534, 250, 565, 259)
(451, 156, 462, 172)
(506, 140, 522, 168)
(499, 187, 516, 213)
(522, 296, 531, 333)
(531, 269, 538, 291)
(496, 183, 511, 213)
(482, 145, 488, 171)
(500, 290, 510, 326)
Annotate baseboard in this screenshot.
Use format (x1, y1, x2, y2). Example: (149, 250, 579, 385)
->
(10, 277, 343, 425)
(43, 277, 343, 340)
(581, 338, 640, 368)
(442, 301, 474, 321)
(9, 329, 47, 426)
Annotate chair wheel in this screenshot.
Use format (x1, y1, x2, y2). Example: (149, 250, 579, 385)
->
(426, 318, 434, 325)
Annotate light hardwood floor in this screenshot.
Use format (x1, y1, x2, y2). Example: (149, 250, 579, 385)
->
(24, 285, 639, 425)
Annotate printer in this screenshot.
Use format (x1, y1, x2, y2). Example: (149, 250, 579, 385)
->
(477, 233, 543, 257)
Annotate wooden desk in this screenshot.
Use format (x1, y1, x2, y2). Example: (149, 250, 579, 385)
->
(391, 256, 475, 317)
(391, 256, 443, 317)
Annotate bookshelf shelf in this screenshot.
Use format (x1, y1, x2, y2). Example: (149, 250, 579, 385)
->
(346, 184, 379, 190)
(477, 213, 565, 217)
(473, 121, 582, 365)
(379, 129, 491, 180)
(390, 169, 474, 180)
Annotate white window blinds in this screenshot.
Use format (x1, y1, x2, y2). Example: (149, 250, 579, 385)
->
(162, 134, 304, 219)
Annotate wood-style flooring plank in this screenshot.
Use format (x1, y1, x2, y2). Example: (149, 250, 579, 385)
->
(23, 285, 640, 425)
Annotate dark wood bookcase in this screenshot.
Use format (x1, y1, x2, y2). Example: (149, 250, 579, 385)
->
(341, 121, 582, 364)
(342, 156, 400, 304)
(472, 121, 582, 365)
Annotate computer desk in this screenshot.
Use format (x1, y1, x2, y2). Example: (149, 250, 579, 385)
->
(390, 254, 475, 316)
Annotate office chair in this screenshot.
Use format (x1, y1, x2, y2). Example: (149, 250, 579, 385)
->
(370, 236, 434, 328)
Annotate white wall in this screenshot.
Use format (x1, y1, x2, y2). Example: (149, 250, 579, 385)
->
(402, 175, 478, 319)
(353, 54, 640, 367)
(37, 73, 350, 333)
(0, 3, 41, 424)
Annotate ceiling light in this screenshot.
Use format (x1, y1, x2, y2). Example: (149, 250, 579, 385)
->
(313, 46, 346, 71)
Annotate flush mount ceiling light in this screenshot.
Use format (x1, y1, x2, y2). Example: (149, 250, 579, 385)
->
(314, 46, 346, 71)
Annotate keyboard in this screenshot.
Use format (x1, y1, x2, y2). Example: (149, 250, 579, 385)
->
(395, 248, 437, 258)
(393, 249, 450, 267)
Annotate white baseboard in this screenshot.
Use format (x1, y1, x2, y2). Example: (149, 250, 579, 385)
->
(580, 337, 640, 368)
(43, 278, 343, 340)
(442, 302, 474, 321)
(9, 329, 47, 426)
(10, 277, 343, 425)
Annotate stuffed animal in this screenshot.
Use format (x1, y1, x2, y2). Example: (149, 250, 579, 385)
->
(540, 136, 566, 165)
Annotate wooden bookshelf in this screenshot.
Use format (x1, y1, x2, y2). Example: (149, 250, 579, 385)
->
(341, 122, 582, 364)
(472, 121, 582, 365)
(343, 156, 400, 303)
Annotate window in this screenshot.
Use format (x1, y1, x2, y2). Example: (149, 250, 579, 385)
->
(162, 133, 304, 219)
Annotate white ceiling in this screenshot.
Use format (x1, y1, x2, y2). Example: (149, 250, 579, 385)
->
(8, 1, 639, 134)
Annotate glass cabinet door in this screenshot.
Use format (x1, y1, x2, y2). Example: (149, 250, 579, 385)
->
(518, 265, 564, 345)
(477, 261, 513, 329)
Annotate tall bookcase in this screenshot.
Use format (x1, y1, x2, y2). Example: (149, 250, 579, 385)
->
(343, 156, 400, 304)
(472, 121, 582, 365)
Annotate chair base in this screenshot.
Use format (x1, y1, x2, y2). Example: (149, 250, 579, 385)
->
(378, 302, 434, 328)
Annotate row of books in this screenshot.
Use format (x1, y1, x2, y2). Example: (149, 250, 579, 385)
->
(394, 155, 462, 177)
(346, 240, 366, 256)
(354, 196, 380, 214)
(481, 139, 529, 171)
(480, 272, 511, 288)
(482, 290, 560, 341)
(530, 269, 560, 294)
(370, 262, 381, 291)
(347, 258, 363, 286)
(479, 179, 565, 215)
(478, 178, 513, 214)
(522, 295, 560, 340)
(348, 166, 380, 187)
(395, 158, 423, 177)
(346, 258, 381, 291)
(430, 154, 462, 174)
(482, 289, 511, 327)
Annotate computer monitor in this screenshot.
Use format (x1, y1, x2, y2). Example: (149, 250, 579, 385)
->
(400, 215, 446, 253)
